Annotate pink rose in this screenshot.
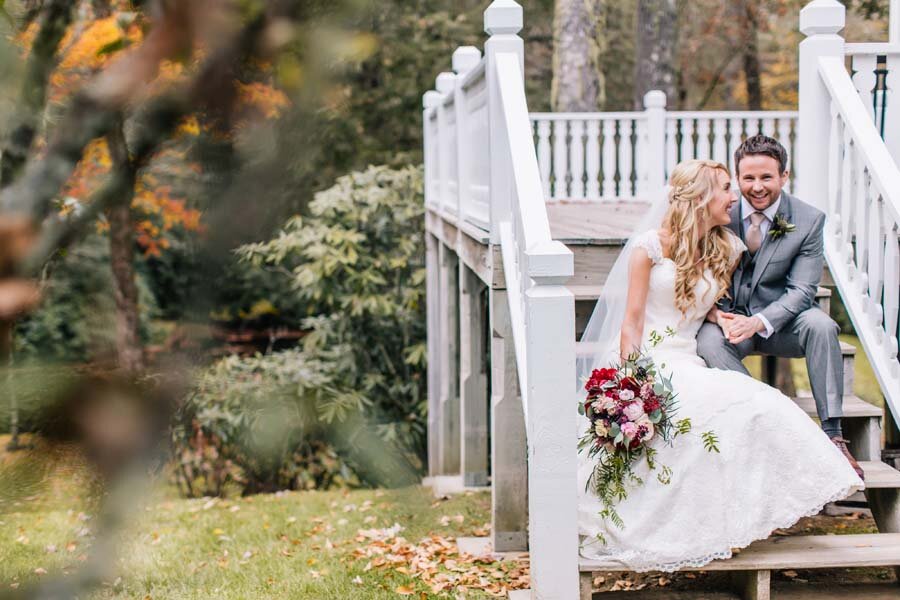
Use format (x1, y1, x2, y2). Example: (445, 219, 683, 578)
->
(623, 402, 645, 421)
(621, 422, 638, 439)
(640, 382, 654, 400)
(618, 389, 635, 401)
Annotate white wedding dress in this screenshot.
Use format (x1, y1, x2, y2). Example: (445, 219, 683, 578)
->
(577, 229, 864, 572)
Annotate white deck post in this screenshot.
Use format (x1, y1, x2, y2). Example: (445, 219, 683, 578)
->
(891, 0, 899, 43)
(490, 288, 528, 550)
(485, 0, 523, 244)
(438, 242, 461, 475)
(453, 47, 482, 227)
(459, 265, 489, 487)
(525, 266, 578, 600)
(423, 91, 441, 210)
(798, 0, 845, 209)
(436, 72, 458, 218)
(425, 233, 442, 477)
(644, 90, 667, 194)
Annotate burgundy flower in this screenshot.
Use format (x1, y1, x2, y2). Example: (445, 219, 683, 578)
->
(619, 376, 641, 394)
(643, 397, 661, 413)
(585, 367, 618, 391)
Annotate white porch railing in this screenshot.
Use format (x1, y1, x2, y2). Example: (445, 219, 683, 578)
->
(531, 108, 799, 201)
(485, 3, 578, 595)
(425, 3, 580, 598)
(846, 42, 900, 167)
(800, 0, 900, 425)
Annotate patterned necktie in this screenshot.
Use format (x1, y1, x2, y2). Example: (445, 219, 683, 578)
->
(746, 211, 767, 255)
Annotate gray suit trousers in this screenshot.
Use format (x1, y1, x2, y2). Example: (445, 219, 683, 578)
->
(696, 307, 844, 422)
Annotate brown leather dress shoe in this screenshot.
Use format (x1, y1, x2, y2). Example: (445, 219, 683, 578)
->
(831, 437, 865, 481)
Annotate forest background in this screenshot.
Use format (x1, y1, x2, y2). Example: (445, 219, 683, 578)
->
(0, 0, 891, 499)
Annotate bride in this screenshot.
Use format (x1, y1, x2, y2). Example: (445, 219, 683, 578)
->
(576, 159, 864, 572)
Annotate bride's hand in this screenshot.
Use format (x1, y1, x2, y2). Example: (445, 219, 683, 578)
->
(716, 311, 737, 337)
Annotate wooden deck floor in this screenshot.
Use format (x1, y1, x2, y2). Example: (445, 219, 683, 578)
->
(547, 200, 651, 245)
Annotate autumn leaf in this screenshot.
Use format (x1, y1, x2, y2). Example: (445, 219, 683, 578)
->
(395, 585, 415, 595)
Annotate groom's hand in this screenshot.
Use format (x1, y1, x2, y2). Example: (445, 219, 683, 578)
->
(724, 314, 766, 344)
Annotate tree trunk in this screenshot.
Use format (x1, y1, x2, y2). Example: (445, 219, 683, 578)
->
(634, 0, 678, 109)
(106, 122, 144, 373)
(551, 0, 605, 112)
(739, 1, 762, 110)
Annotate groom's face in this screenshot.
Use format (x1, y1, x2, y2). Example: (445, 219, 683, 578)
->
(737, 154, 788, 211)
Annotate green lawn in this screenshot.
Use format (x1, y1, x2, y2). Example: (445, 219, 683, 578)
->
(0, 445, 515, 599)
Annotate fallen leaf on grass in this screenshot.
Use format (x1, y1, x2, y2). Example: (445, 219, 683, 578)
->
(395, 585, 416, 595)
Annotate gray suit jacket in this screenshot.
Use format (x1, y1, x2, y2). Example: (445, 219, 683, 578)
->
(720, 191, 826, 333)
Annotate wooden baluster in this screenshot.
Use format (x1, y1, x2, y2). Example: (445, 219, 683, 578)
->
(619, 119, 634, 197)
(695, 118, 711, 160)
(748, 117, 763, 136)
(884, 223, 900, 373)
(884, 55, 900, 167)
(602, 119, 616, 198)
(857, 168, 872, 295)
(712, 118, 727, 165)
(569, 119, 585, 199)
(679, 118, 695, 160)
(553, 119, 568, 199)
(537, 119, 552, 200)
(633, 117, 648, 197)
(585, 120, 601, 200)
(778, 117, 794, 192)
(840, 113, 852, 236)
(727, 118, 744, 172)
(829, 104, 842, 235)
(851, 54, 878, 122)
(868, 192, 886, 328)
(762, 117, 776, 138)
(665, 118, 678, 180)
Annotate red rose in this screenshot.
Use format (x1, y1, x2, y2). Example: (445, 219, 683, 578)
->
(619, 376, 641, 393)
(585, 367, 618, 391)
(643, 398, 661, 413)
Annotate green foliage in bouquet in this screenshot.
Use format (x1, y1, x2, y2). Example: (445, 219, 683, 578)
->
(174, 165, 425, 496)
(579, 331, 719, 544)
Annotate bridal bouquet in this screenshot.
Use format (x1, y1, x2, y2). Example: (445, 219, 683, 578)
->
(578, 330, 719, 541)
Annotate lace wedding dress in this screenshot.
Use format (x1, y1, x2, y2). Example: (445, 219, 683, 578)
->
(577, 229, 864, 572)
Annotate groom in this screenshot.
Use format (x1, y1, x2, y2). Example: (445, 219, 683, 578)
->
(697, 134, 864, 480)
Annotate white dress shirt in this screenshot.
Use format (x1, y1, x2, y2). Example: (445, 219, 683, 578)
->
(740, 194, 782, 338)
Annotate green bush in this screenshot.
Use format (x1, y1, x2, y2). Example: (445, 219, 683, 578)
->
(173, 165, 426, 496)
(14, 234, 159, 363)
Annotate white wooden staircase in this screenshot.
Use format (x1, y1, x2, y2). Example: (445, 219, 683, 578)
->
(422, 1, 900, 598)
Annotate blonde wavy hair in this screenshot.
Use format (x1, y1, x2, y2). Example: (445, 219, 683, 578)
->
(662, 159, 735, 315)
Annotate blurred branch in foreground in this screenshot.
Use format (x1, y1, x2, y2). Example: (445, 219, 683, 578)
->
(0, 0, 419, 597)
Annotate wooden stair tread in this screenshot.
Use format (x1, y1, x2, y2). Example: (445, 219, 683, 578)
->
(859, 460, 900, 488)
(793, 393, 881, 418)
(579, 533, 900, 572)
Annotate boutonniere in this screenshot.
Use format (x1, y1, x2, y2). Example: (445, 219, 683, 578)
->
(768, 214, 796, 240)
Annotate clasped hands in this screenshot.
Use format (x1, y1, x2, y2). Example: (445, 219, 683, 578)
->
(714, 309, 766, 344)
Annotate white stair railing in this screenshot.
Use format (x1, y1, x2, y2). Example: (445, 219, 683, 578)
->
(484, 2, 578, 598)
(800, 0, 900, 425)
(531, 107, 799, 202)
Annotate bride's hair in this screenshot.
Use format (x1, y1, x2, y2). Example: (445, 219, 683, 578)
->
(663, 159, 734, 315)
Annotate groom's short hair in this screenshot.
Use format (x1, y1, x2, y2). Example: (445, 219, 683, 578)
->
(734, 134, 788, 175)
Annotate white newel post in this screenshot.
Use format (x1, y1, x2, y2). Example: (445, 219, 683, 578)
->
(485, 0, 530, 551)
(798, 0, 846, 209)
(485, 0, 523, 244)
(525, 263, 578, 600)
(644, 90, 667, 195)
(436, 72, 458, 218)
(425, 233, 442, 477)
(891, 0, 899, 43)
(453, 46, 482, 227)
(423, 91, 441, 210)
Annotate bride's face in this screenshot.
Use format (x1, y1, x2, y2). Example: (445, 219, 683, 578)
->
(705, 170, 736, 227)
